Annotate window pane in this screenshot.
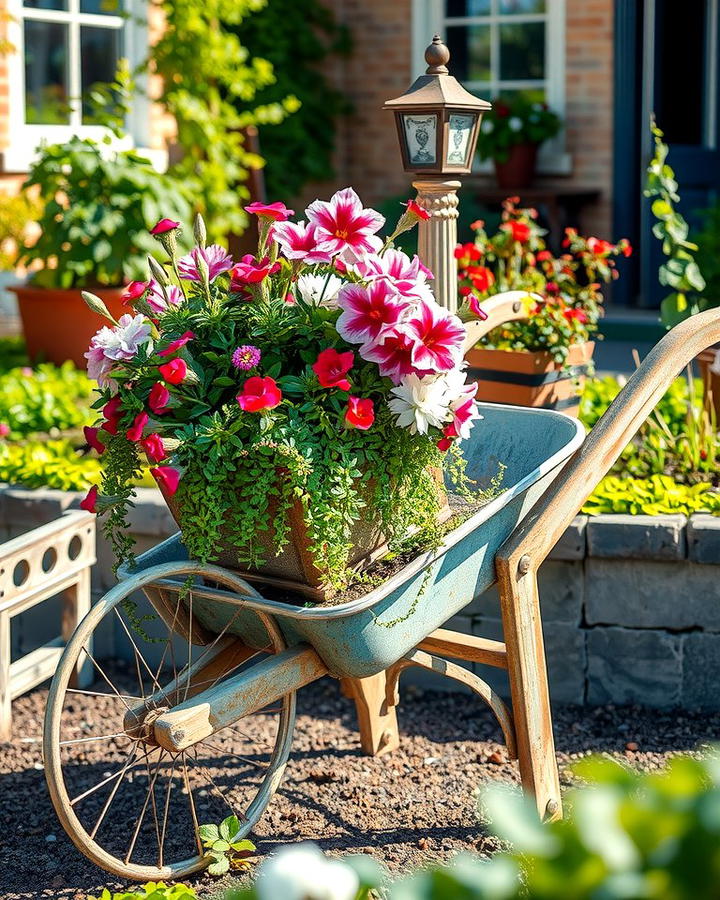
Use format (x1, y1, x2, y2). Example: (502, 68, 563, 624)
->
(24, 20, 70, 124)
(445, 0, 490, 15)
(499, 22, 545, 80)
(23, 0, 67, 10)
(495, 87, 546, 105)
(499, 0, 546, 13)
(446, 25, 491, 82)
(80, 0, 123, 15)
(81, 25, 121, 123)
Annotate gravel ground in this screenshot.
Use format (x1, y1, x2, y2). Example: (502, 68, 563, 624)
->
(1, 674, 718, 900)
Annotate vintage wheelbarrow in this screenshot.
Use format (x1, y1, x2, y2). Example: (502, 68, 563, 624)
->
(42, 304, 720, 881)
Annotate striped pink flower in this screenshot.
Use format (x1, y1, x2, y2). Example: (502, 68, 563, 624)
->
(405, 302, 465, 374)
(335, 280, 409, 347)
(273, 220, 332, 264)
(306, 187, 385, 263)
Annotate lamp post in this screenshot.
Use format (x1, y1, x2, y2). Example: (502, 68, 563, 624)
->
(384, 35, 490, 313)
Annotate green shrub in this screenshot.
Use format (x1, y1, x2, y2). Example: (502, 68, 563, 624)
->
(583, 474, 720, 516)
(92, 884, 198, 900)
(0, 337, 29, 373)
(0, 362, 94, 438)
(0, 439, 101, 491)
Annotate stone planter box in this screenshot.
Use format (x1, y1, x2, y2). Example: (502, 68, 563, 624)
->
(2, 483, 719, 710)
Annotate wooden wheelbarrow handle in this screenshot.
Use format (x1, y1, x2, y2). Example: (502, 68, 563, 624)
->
(461, 290, 536, 355)
(497, 305, 720, 575)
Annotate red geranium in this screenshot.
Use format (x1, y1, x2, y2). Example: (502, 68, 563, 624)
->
(563, 308, 588, 324)
(344, 396, 374, 430)
(312, 348, 354, 390)
(236, 376, 283, 412)
(501, 221, 531, 243)
(149, 382, 170, 415)
(158, 358, 187, 385)
(469, 266, 495, 293)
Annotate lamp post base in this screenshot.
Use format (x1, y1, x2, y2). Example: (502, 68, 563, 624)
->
(413, 178, 461, 313)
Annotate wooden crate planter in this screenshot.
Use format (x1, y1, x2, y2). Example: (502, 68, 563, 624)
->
(0, 510, 96, 740)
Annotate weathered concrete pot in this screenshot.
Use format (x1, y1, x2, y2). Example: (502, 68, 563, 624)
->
(465, 341, 595, 417)
(160, 469, 449, 601)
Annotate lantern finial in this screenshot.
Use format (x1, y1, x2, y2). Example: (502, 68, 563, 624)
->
(425, 35, 450, 75)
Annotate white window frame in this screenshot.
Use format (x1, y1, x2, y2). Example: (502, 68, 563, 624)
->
(412, 0, 570, 174)
(5, 0, 153, 172)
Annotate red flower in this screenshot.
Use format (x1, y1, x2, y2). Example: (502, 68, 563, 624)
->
(437, 424, 458, 451)
(236, 376, 282, 412)
(587, 237, 613, 256)
(403, 199, 431, 221)
(149, 382, 170, 415)
(468, 295, 489, 320)
(344, 396, 375, 430)
(229, 255, 281, 289)
(158, 331, 195, 358)
(126, 412, 149, 442)
(536, 250, 552, 262)
(501, 221, 531, 243)
(470, 219, 485, 231)
(495, 103, 510, 118)
(80, 485, 98, 513)
(150, 218, 180, 235)
(101, 396, 123, 435)
(622, 240, 633, 258)
(459, 286, 472, 297)
(312, 348, 354, 391)
(121, 281, 150, 306)
(245, 201, 295, 222)
(151, 466, 181, 496)
(546, 282, 559, 295)
(141, 433, 167, 462)
(83, 426, 106, 455)
(563, 308, 588, 324)
(469, 265, 495, 293)
(158, 358, 188, 385)
(0, 422, 9, 438)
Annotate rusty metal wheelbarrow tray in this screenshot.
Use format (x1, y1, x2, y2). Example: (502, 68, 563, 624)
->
(121, 402, 583, 680)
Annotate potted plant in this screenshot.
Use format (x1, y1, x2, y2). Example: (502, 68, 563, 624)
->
(477, 96, 562, 188)
(79, 190, 482, 599)
(457, 198, 631, 415)
(12, 137, 191, 368)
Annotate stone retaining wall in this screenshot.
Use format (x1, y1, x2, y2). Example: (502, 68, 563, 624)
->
(2, 485, 719, 709)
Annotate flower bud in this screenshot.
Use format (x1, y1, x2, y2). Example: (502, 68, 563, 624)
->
(195, 250, 210, 287)
(193, 213, 207, 249)
(81, 291, 118, 324)
(148, 256, 170, 287)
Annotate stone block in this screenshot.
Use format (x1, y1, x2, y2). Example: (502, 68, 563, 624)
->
(586, 626, 682, 707)
(548, 516, 588, 560)
(587, 514, 686, 560)
(1, 486, 79, 531)
(681, 632, 720, 709)
(585, 559, 720, 631)
(687, 514, 720, 565)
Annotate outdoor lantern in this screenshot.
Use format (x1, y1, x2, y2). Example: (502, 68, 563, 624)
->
(384, 34, 490, 176)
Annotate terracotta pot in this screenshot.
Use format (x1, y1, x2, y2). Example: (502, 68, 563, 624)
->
(494, 142, 538, 189)
(160, 468, 451, 601)
(697, 345, 720, 420)
(465, 342, 595, 417)
(11, 284, 126, 368)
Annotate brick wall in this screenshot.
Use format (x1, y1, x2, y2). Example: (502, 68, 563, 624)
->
(297, 0, 617, 241)
(0, 0, 10, 157)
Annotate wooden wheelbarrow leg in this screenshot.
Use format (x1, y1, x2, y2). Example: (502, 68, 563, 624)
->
(342, 673, 400, 757)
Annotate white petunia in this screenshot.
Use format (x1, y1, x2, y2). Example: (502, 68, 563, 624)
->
(508, 116, 523, 132)
(256, 843, 359, 900)
(297, 273, 346, 307)
(388, 373, 452, 434)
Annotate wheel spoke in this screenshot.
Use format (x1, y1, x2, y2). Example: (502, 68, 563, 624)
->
(188, 749, 236, 817)
(66, 688, 143, 702)
(89, 746, 139, 840)
(60, 732, 134, 747)
(158, 753, 178, 868)
(124, 750, 166, 865)
(78, 646, 137, 718)
(70, 745, 156, 806)
(182, 751, 204, 856)
(114, 609, 167, 700)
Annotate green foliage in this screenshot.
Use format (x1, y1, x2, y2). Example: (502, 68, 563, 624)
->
(0, 362, 94, 438)
(199, 816, 256, 876)
(0, 439, 102, 490)
(231, 751, 720, 899)
(583, 474, 720, 515)
(233, 0, 352, 199)
(476, 95, 562, 164)
(645, 119, 708, 328)
(92, 883, 198, 900)
(694, 200, 720, 311)
(20, 137, 191, 288)
(0, 191, 43, 270)
(0, 337, 29, 372)
(151, 0, 299, 238)
(100, 434, 143, 573)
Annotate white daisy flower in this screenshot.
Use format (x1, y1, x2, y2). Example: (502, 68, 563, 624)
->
(388, 373, 452, 434)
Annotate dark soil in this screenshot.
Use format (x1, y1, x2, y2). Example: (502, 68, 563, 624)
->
(1, 676, 718, 900)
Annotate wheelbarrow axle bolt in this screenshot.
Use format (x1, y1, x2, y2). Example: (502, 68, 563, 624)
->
(517, 554, 532, 577)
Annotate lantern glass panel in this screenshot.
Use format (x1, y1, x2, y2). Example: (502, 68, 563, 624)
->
(402, 113, 438, 165)
(446, 112, 477, 166)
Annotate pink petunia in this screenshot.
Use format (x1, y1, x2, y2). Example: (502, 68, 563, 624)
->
(335, 280, 409, 347)
(146, 281, 184, 315)
(229, 255, 281, 289)
(83, 426, 106, 455)
(236, 376, 283, 412)
(151, 466, 181, 496)
(150, 218, 180, 235)
(360, 327, 417, 385)
(148, 382, 171, 415)
(158, 331, 196, 358)
(272, 220, 333, 264)
(312, 348, 354, 391)
(121, 281, 150, 306)
(344, 396, 375, 430)
(245, 201, 295, 222)
(177, 245, 234, 282)
(80, 485, 98, 513)
(363, 249, 435, 303)
(126, 412, 149, 442)
(141, 433, 167, 462)
(158, 358, 187, 385)
(306, 187, 385, 263)
(405, 302, 465, 374)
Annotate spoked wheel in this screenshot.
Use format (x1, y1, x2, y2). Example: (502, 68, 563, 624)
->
(43, 562, 296, 881)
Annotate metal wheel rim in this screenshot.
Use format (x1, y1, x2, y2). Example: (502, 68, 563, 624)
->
(43, 561, 297, 882)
